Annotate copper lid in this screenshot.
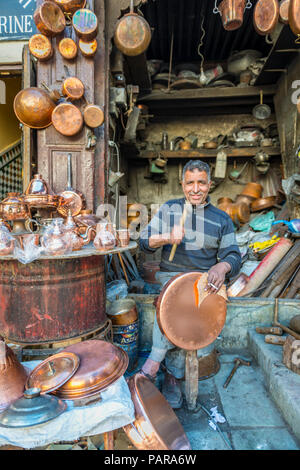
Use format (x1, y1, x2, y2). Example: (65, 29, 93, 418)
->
(51, 103, 83, 136)
(156, 272, 227, 350)
(58, 38, 78, 60)
(52, 340, 128, 399)
(26, 352, 80, 394)
(123, 375, 191, 450)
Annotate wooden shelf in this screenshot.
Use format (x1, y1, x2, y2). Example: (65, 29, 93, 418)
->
(133, 147, 281, 160)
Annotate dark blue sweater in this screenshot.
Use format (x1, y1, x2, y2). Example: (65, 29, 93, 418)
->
(139, 197, 241, 278)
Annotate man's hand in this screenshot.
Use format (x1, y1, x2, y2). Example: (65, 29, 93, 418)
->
(206, 262, 231, 294)
(149, 225, 185, 249)
(169, 225, 185, 245)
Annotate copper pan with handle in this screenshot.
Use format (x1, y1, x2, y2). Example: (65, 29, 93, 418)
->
(34, 1, 66, 37)
(57, 153, 86, 217)
(253, 0, 280, 35)
(289, 0, 300, 35)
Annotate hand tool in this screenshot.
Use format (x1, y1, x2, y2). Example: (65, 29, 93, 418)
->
(169, 205, 188, 262)
(223, 357, 252, 389)
(256, 326, 283, 335)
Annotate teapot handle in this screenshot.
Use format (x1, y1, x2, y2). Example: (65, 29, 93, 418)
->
(24, 218, 40, 233)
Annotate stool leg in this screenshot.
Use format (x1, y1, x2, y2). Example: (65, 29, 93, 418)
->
(185, 350, 198, 411)
(103, 431, 115, 450)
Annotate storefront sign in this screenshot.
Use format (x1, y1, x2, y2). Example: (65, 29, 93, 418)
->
(0, 0, 38, 41)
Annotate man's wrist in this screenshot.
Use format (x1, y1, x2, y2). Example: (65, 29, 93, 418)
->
(219, 261, 232, 274)
(149, 233, 171, 248)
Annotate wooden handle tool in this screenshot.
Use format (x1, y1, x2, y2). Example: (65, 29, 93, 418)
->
(169, 205, 188, 262)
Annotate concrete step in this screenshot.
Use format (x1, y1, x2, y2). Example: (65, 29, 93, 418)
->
(248, 329, 300, 441)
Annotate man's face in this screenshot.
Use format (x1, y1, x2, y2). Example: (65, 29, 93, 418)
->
(181, 169, 212, 205)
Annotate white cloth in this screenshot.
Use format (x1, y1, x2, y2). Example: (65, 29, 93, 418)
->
(0, 361, 135, 449)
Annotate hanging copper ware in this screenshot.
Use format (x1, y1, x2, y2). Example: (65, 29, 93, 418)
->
(51, 102, 83, 136)
(114, 0, 151, 57)
(0, 337, 28, 412)
(26, 352, 80, 394)
(279, 0, 290, 23)
(123, 375, 191, 450)
(107, 299, 138, 326)
(241, 182, 263, 199)
(33, 1, 66, 37)
(251, 196, 276, 212)
(57, 153, 86, 217)
(78, 38, 98, 57)
(156, 272, 227, 350)
(51, 340, 129, 399)
(72, 9, 98, 41)
(83, 104, 104, 128)
(289, 0, 300, 34)
(0, 193, 29, 221)
(28, 34, 53, 61)
(253, 0, 279, 35)
(0, 388, 66, 428)
(54, 0, 86, 15)
(14, 87, 56, 129)
(218, 0, 247, 31)
(218, 201, 250, 224)
(58, 37, 78, 60)
(61, 77, 85, 101)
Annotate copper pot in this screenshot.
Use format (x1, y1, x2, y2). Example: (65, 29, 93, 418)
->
(57, 153, 86, 216)
(235, 194, 255, 206)
(178, 140, 191, 150)
(58, 38, 78, 60)
(34, 1, 66, 37)
(61, 77, 84, 101)
(78, 38, 98, 57)
(72, 9, 98, 41)
(219, 201, 250, 224)
(24, 174, 61, 209)
(0, 193, 29, 221)
(251, 196, 276, 212)
(289, 0, 300, 34)
(116, 229, 130, 248)
(51, 102, 83, 136)
(253, 0, 280, 35)
(218, 0, 246, 31)
(28, 34, 53, 61)
(74, 209, 100, 235)
(241, 182, 263, 199)
(114, 0, 151, 56)
(54, 0, 86, 15)
(107, 299, 138, 326)
(41, 218, 71, 256)
(83, 104, 104, 128)
(0, 337, 28, 412)
(14, 87, 56, 129)
(123, 375, 191, 450)
(279, 0, 290, 23)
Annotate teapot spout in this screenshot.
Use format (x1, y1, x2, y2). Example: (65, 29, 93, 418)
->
(80, 225, 96, 245)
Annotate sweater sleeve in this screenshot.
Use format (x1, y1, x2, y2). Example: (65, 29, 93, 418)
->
(218, 216, 242, 278)
(139, 203, 166, 254)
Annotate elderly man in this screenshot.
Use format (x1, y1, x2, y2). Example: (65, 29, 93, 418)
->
(138, 160, 242, 408)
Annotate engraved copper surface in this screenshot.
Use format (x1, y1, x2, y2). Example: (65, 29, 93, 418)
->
(51, 340, 128, 399)
(72, 9, 98, 41)
(0, 193, 29, 221)
(123, 375, 191, 450)
(156, 272, 227, 350)
(14, 87, 56, 129)
(34, 1, 66, 37)
(29, 34, 53, 61)
(51, 102, 83, 136)
(58, 38, 78, 60)
(26, 352, 80, 394)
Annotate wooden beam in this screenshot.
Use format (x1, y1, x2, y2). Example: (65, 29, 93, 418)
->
(132, 147, 281, 160)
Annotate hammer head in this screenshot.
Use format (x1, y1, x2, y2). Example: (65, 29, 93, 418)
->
(234, 357, 252, 366)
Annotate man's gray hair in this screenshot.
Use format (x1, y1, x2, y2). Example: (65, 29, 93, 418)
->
(182, 160, 211, 182)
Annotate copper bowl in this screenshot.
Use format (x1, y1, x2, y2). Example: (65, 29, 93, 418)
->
(34, 1, 66, 37)
(28, 34, 53, 61)
(241, 182, 263, 199)
(156, 272, 227, 350)
(78, 38, 98, 57)
(123, 375, 191, 450)
(251, 196, 276, 212)
(72, 9, 98, 41)
(58, 38, 78, 60)
(51, 340, 129, 399)
(14, 87, 56, 129)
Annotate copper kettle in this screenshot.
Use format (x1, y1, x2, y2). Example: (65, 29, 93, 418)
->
(0, 337, 28, 412)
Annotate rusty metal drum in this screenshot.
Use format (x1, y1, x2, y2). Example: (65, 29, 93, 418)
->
(0, 254, 107, 344)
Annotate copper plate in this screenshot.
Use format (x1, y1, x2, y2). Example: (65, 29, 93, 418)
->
(51, 102, 83, 136)
(25, 352, 80, 394)
(51, 340, 128, 399)
(156, 272, 227, 350)
(123, 375, 191, 450)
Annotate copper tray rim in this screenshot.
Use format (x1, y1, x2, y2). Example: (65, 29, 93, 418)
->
(156, 272, 227, 350)
(25, 351, 80, 394)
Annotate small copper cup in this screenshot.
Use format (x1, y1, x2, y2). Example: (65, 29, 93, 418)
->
(116, 229, 130, 247)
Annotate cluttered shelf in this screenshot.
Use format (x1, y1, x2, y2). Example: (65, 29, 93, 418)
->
(133, 147, 281, 160)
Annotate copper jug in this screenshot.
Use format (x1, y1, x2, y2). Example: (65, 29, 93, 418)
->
(0, 337, 28, 412)
(93, 222, 116, 252)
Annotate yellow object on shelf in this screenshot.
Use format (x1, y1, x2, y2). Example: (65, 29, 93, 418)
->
(249, 235, 280, 253)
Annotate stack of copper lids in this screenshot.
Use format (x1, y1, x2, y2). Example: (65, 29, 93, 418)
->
(26, 340, 128, 400)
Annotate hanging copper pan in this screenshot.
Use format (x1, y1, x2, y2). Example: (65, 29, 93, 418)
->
(289, 0, 300, 34)
(279, 0, 290, 23)
(114, 0, 151, 56)
(34, 1, 66, 37)
(28, 34, 53, 61)
(72, 9, 98, 41)
(58, 38, 78, 60)
(51, 102, 83, 136)
(218, 0, 246, 31)
(156, 272, 227, 350)
(61, 77, 84, 101)
(123, 375, 192, 450)
(14, 87, 56, 129)
(54, 0, 86, 15)
(253, 0, 280, 35)
(83, 104, 104, 128)
(78, 38, 98, 57)
(57, 153, 86, 217)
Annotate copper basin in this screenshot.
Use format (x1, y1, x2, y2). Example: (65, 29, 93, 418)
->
(251, 196, 276, 212)
(241, 182, 263, 199)
(123, 375, 191, 450)
(14, 87, 56, 129)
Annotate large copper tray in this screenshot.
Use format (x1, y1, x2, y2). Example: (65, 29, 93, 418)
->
(156, 272, 227, 350)
(51, 340, 128, 399)
(123, 375, 191, 450)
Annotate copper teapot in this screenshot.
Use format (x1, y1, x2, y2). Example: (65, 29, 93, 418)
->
(41, 218, 71, 256)
(64, 210, 94, 251)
